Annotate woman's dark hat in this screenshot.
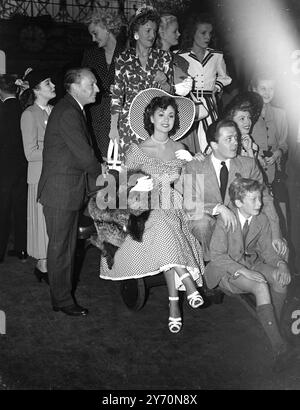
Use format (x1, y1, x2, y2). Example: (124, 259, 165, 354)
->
(223, 91, 263, 125)
(129, 87, 195, 141)
(24, 68, 52, 89)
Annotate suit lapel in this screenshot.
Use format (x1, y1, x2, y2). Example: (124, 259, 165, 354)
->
(206, 155, 222, 203)
(225, 158, 240, 204)
(245, 216, 261, 248)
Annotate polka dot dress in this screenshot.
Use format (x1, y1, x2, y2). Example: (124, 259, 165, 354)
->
(82, 45, 123, 157)
(99, 144, 204, 290)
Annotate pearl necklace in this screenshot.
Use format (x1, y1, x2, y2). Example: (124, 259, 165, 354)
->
(151, 135, 169, 144)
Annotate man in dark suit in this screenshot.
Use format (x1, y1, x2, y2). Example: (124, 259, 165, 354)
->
(38, 68, 102, 316)
(0, 74, 27, 262)
(182, 119, 286, 261)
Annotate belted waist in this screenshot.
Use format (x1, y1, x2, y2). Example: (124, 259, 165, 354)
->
(191, 90, 213, 100)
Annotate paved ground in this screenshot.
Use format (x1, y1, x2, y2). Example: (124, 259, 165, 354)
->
(0, 245, 300, 391)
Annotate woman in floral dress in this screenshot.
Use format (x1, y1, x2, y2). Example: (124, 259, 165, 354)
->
(109, 5, 174, 159)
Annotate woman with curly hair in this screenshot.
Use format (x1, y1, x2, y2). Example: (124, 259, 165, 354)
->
(92, 88, 205, 333)
(223, 91, 263, 159)
(82, 9, 126, 159)
(109, 5, 174, 159)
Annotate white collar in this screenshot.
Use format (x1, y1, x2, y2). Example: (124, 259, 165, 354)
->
(69, 93, 84, 111)
(237, 209, 253, 228)
(211, 154, 230, 169)
(36, 103, 51, 114)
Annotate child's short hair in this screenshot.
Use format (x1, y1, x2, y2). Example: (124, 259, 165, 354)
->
(229, 177, 263, 204)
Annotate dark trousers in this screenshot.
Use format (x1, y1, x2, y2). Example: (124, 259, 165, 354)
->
(0, 174, 27, 258)
(43, 205, 79, 308)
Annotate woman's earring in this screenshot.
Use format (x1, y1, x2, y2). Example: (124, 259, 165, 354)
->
(134, 33, 139, 41)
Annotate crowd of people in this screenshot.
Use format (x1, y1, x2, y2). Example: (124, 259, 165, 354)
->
(0, 4, 300, 373)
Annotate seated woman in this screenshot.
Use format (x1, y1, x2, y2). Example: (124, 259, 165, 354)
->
(223, 91, 263, 159)
(93, 88, 205, 333)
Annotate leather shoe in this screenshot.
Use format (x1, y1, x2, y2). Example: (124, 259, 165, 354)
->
(52, 304, 89, 316)
(7, 249, 28, 261)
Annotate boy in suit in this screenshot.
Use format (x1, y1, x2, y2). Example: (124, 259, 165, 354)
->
(205, 177, 296, 371)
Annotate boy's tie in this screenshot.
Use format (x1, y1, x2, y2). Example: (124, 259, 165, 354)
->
(242, 219, 249, 249)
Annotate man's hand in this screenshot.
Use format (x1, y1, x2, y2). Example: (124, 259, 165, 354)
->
(175, 149, 194, 162)
(239, 268, 267, 283)
(130, 176, 153, 192)
(272, 238, 288, 258)
(194, 151, 206, 161)
(217, 204, 237, 231)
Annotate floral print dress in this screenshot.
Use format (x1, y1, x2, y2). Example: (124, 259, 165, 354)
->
(110, 47, 173, 158)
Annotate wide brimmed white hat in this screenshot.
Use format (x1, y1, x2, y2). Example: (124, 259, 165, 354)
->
(129, 88, 195, 141)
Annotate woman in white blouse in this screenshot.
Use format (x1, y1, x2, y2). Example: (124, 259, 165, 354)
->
(20, 69, 56, 283)
(178, 13, 232, 154)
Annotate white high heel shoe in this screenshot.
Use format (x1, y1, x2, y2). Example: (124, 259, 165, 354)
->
(180, 272, 204, 308)
(168, 296, 182, 333)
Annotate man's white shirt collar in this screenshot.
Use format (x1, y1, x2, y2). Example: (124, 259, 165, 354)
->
(237, 209, 252, 229)
(211, 154, 231, 186)
(71, 94, 84, 111)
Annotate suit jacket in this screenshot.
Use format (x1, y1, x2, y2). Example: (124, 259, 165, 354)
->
(0, 97, 27, 178)
(205, 205, 282, 289)
(182, 154, 281, 239)
(37, 93, 102, 211)
(21, 103, 53, 184)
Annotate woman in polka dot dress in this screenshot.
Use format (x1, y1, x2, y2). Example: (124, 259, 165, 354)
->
(100, 88, 205, 333)
(82, 9, 126, 160)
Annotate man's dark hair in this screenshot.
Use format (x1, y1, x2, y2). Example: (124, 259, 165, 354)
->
(63, 67, 92, 92)
(0, 74, 18, 95)
(229, 177, 263, 204)
(206, 119, 239, 146)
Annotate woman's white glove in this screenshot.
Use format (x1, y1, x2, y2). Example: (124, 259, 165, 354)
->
(130, 176, 153, 192)
(175, 149, 194, 162)
(174, 77, 193, 96)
